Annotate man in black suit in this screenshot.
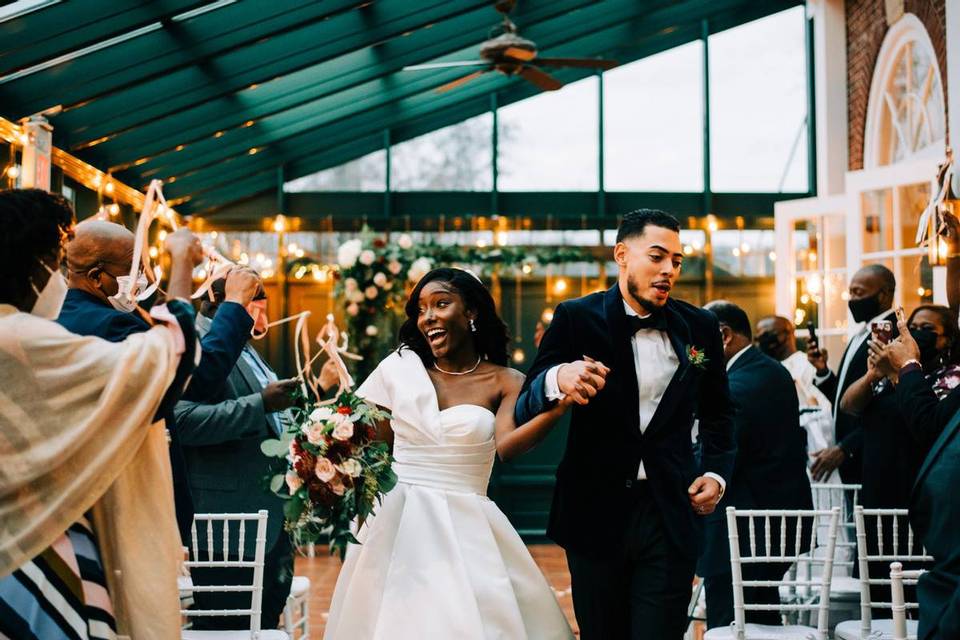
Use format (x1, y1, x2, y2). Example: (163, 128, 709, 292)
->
(515, 209, 736, 640)
(699, 301, 813, 629)
(806, 264, 898, 482)
(57, 219, 259, 540)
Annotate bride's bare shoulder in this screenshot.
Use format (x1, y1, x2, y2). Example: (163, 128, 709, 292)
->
(486, 364, 525, 391)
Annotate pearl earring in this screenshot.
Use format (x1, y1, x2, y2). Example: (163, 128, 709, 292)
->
(469, 318, 477, 333)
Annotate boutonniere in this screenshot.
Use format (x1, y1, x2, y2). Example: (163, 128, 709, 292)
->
(686, 345, 709, 370)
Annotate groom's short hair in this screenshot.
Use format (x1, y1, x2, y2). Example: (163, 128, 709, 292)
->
(616, 209, 681, 244)
(705, 300, 752, 340)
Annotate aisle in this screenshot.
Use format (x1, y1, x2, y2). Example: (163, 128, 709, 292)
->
(292, 543, 579, 638)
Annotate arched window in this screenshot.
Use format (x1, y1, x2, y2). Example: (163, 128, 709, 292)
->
(864, 13, 946, 168)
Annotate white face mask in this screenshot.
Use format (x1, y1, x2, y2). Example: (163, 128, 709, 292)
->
(107, 272, 148, 312)
(30, 261, 68, 319)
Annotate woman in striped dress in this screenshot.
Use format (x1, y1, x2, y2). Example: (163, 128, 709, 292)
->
(0, 189, 201, 639)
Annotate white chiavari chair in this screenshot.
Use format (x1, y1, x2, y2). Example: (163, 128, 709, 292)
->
(890, 562, 927, 640)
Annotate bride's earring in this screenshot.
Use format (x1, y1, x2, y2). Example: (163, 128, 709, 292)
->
(469, 318, 477, 333)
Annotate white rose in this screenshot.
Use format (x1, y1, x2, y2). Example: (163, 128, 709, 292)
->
(349, 289, 365, 304)
(332, 415, 354, 441)
(309, 407, 334, 423)
(346, 302, 360, 317)
(314, 457, 337, 482)
(365, 285, 378, 299)
(338, 459, 362, 478)
(344, 277, 358, 292)
(408, 257, 432, 283)
(372, 272, 387, 287)
(303, 422, 325, 446)
(365, 325, 378, 337)
(397, 234, 413, 249)
(285, 471, 303, 493)
(337, 239, 362, 268)
(388, 260, 402, 275)
(359, 249, 376, 266)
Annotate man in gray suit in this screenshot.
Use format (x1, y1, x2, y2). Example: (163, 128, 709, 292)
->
(175, 275, 338, 629)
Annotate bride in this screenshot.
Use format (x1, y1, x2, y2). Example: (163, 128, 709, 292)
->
(324, 267, 576, 639)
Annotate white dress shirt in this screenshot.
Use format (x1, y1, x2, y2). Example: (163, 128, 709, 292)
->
(544, 300, 726, 490)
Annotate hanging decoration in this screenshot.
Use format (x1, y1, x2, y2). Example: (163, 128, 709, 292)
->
(917, 147, 958, 266)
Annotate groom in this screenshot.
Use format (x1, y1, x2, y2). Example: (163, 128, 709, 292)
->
(515, 209, 736, 639)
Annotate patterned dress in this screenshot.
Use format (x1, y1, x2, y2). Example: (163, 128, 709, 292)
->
(0, 514, 116, 640)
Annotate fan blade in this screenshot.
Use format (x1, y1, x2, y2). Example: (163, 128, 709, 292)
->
(435, 69, 490, 93)
(503, 46, 536, 62)
(536, 57, 619, 70)
(403, 60, 490, 71)
(518, 66, 563, 91)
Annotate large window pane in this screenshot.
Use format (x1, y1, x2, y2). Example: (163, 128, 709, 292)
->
(604, 42, 703, 191)
(709, 7, 808, 192)
(498, 77, 598, 191)
(391, 114, 493, 191)
(284, 149, 386, 192)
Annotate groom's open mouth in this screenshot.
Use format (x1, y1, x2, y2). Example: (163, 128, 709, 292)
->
(425, 327, 448, 347)
(651, 281, 671, 298)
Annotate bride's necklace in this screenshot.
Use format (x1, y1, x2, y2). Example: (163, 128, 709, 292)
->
(433, 356, 482, 376)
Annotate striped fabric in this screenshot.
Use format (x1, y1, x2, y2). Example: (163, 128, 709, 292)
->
(0, 515, 116, 640)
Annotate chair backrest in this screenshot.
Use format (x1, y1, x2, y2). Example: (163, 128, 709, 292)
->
(810, 483, 861, 572)
(180, 510, 269, 638)
(853, 507, 933, 634)
(726, 507, 841, 640)
(890, 562, 927, 640)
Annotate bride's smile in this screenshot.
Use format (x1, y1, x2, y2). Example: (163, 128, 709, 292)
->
(416, 280, 476, 364)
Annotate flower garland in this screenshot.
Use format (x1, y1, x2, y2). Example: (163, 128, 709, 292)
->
(333, 228, 592, 381)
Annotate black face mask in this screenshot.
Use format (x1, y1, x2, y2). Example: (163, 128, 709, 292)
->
(757, 332, 785, 358)
(848, 294, 882, 323)
(910, 328, 941, 367)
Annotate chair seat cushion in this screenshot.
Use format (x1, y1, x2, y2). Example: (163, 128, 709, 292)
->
(289, 575, 310, 598)
(182, 630, 289, 639)
(704, 623, 822, 640)
(834, 618, 918, 640)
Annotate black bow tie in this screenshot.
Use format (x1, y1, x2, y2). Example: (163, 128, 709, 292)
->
(627, 312, 667, 333)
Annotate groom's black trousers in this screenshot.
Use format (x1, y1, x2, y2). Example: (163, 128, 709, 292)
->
(565, 481, 696, 640)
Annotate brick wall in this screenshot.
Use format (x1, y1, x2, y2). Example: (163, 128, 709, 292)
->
(846, 0, 948, 170)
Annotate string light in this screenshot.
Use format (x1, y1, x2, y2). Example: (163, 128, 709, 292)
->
(108, 203, 120, 216)
(6, 165, 19, 179)
(541, 307, 555, 324)
(552, 278, 569, 296)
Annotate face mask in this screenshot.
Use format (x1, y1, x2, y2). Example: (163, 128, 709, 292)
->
(910, 328, 940, 366)
(848, 294, 882, 324)
(756, 332, 784, 358)
(247, 298, 269, 339)
(30, 261, 68, 319)
(107, 272, 149, 313)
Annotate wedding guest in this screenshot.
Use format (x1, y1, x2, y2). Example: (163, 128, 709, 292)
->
(0, 189, 199, 639)
(806, 265, 898, 482)
(756, 315, 835, 476)
(699, 302, 812, 629)
(884, 312, 960, 639)
(839, 305, 960, 508)
(58, 219, 260, 540)
(175, 276, 340, 630)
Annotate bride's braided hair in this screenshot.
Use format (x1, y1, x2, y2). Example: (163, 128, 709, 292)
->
(399, 267, 509, 367)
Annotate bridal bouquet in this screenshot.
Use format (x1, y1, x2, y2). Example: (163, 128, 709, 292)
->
(263, 389, 397, 559)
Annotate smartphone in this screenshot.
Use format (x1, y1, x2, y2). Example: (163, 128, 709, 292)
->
(806, 321, 819, 355)
(871, 319, 894, 344)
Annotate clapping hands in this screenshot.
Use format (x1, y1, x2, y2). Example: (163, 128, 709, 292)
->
(557, 355, 610, 405)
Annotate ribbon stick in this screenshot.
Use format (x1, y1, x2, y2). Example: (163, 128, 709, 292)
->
(917, 149, 955, 247)
(315, 314, 362, 404)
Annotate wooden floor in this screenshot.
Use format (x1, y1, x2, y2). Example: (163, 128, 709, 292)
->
(291, 543, 579, 638)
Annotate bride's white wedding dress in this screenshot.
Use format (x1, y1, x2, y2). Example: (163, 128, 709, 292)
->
(323, 350, 574, 640)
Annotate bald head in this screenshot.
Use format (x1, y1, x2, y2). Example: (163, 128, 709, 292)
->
(756, 315, 796, 360)
(66, 220, 136, 303)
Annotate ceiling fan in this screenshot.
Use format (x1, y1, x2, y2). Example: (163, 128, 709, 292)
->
(402, 0, 618, 93)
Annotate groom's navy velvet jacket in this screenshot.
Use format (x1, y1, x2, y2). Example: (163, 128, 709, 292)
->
(57, 288, 253, 541)
(515, 286, 736, 559)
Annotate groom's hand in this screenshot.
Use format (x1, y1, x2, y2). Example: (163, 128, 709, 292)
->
(557, 357, 609, 405)
(688, 476, 722, 515)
